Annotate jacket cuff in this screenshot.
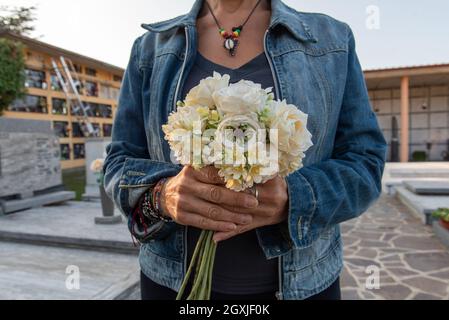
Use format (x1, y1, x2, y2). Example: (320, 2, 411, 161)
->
(130, 218, 179, 242)
(117, 158, 182, 241)
(286, 170, 318, 249)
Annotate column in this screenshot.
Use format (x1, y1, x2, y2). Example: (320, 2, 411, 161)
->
(400, 76, 410, 162)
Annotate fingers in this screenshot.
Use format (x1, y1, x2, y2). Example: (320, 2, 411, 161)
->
(176, 211, 238, 233)
(213, 231, 236, 243)
(190, 166, 225, 185)
(194, 182, 259, 210)
(213, 224, 252, 243)
(182, 196, 253, 225)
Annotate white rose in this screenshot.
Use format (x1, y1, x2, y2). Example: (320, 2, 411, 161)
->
(268, 100, 313, 158)
(184, 72, 230, 108)
(213, 80, 272, 116)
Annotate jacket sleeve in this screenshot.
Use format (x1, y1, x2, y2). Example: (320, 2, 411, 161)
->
(103, 35, 181, 241)
(285, 25, 387, 249)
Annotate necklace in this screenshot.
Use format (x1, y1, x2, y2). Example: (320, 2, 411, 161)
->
(205, 0, 263, 57)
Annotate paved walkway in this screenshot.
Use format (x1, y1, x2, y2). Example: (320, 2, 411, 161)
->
(0, 200, 139, 300)
(1, 194, 448, 300)
(341, 194, 449, 300)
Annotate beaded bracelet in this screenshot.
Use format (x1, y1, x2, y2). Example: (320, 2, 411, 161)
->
(139, 181, 172, 223)
(152, 178, 171, 221)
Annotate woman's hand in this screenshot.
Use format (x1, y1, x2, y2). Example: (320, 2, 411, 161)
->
(160, 166, 259, 232)
(213, 176, 289, 243)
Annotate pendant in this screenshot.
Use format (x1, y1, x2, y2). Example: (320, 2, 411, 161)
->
(224, 38, 239, 56)
(219, 26, 242, 57)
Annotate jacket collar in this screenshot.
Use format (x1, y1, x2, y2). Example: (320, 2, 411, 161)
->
(141, 0, 317, 43)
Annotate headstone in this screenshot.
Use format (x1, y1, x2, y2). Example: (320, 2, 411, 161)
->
(0, 118, 62, 198)
(404, 180, 449, 195)
(395, 186, 449, 225)
(82, 138, 112, 200)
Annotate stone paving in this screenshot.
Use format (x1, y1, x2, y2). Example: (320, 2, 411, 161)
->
(0, 241, 139, 300)
(341, 194, 449, 300)
(1, 193, 448, 300)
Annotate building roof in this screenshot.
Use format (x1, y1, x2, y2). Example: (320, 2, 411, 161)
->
(364, 62, 449, 90)
(0, 30, 124, 75)
(365, 62, 449, 78)
(365, 62, 449, 73)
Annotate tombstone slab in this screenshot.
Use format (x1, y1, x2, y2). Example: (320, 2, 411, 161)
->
(404, 180, 449, 195)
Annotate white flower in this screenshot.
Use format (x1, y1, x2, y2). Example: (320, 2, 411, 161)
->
(162, 74, 313, 192)
(213, 80, 272, 116)
(278, 151, 305, 177)
(267, 100, 313, 158)
(162, 106, 207, 166)
(90, 158, 104, 172)
(184, 72, 230, 108)
(211, 115, 277, 191)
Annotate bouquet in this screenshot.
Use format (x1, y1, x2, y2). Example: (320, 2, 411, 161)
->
(162, 72, 313, 300)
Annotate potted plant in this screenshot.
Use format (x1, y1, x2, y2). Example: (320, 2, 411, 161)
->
(90, 158, 115, 219)
(432, 208, 449, 230)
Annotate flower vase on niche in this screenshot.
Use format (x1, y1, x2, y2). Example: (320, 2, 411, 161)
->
(91, 158, 122, 224)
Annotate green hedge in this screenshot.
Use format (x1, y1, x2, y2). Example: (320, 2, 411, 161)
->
(0, 38, 25, 115)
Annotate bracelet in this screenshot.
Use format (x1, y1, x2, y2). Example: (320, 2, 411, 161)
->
(152, 178, 172, 222)
(139, 178, 172, 223)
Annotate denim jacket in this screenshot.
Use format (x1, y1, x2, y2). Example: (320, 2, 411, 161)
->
(103, 0, 387, 300)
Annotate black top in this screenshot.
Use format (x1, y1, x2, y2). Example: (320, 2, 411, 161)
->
(181, 52, 279, 295)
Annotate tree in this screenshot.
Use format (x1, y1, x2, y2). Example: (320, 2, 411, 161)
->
(0, 38, 25, 115)
(0, 6, 36, 115)
(0, 6, 37, 36)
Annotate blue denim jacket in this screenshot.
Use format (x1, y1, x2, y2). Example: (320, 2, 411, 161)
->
(103, 0, 387, 300)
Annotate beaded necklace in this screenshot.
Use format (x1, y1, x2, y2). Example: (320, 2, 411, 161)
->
(205, 0, 263, 57)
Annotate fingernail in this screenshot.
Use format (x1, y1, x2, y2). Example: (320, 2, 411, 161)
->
(227, 224, 237, 231)
(245, 198, 258, 208)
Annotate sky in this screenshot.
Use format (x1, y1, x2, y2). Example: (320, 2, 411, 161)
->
(1, 0, 448, 70)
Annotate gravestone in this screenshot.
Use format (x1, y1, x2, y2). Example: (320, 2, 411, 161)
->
(404, 180, 449, 195)
(82, 137, 112, 200)
(0, 118, 75, 214)
(82, 138, 121, 224)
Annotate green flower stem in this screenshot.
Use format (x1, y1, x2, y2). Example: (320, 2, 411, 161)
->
(188, 232, 211, 300)
(193, 232, 207, 285)
(207, 241, 217, 300)
(198, 234, 214, 299)
(192, 233, 208, 297)
(191, 234, 208, 300)
(176, 230, 207, 300)
(187, 231, 213, 300)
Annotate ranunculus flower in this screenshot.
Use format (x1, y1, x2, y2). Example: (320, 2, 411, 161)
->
(184, 72, 230, 108)
(212, 80, 272, 117)
(267, 100, 313, 158)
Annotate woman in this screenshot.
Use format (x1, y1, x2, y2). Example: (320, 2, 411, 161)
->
(104, 0, 387, 300)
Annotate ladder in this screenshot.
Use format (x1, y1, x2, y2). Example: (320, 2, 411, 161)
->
(51, 57, 99, 137)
